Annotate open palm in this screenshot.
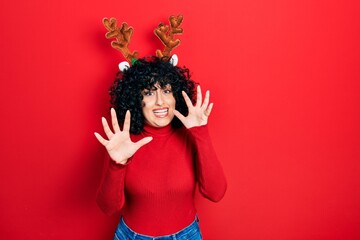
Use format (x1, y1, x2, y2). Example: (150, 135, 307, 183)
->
(94, 108, 152, 165)
(174, 85, 214, 129)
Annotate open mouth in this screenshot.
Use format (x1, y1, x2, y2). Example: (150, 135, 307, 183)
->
(153, 108, 169, 118)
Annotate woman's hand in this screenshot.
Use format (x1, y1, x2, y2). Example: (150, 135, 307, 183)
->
(94, 108, 153, 165)
(174, 85, 214, 129)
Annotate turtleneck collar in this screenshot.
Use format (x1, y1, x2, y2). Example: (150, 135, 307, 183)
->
(142, 123, 174, 136)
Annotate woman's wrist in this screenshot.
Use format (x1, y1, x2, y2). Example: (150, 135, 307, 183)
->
(109, 155, 129, 167)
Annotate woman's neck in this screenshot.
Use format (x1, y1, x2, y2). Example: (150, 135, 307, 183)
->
(142, 123, 174, 136)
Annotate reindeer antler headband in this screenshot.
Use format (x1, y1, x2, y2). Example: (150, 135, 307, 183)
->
(102, 15, 184, 71)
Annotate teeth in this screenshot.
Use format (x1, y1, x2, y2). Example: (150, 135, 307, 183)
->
(153, 108, 168, 117)
(153, 109, 168, 113)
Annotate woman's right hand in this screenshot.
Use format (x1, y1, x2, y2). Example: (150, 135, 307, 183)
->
(94, 108, 153, 165)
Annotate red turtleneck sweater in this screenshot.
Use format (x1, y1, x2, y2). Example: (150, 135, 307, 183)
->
(96, 124, 227, 236)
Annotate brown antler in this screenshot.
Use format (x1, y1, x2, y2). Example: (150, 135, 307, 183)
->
(154, 15, 183, 58)
(103, 18, 138, 62)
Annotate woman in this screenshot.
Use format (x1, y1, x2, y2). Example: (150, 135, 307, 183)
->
(95, 57, 227, 240)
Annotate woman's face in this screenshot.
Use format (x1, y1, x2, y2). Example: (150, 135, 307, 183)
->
(141, 83, 176, 128)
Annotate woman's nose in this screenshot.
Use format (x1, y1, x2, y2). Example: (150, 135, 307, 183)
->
(155, 92, 164, 106)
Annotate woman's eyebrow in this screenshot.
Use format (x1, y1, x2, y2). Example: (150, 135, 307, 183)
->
(143, 85, 157, 90)
(162, 85, 172, 90)
(144, 84, 171, 91)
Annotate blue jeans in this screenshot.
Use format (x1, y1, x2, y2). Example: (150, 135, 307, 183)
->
(113, 217, 202, 240)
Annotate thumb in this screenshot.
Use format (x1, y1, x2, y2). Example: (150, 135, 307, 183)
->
(173, 110, 186, 123)
(134, 136, 153, 148)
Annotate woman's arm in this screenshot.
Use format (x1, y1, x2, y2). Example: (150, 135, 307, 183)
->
(174, 85, 227, 201)
(96, 157, 127, 215)
(94, 109, 152, 214)
(189, 125, 227, 202)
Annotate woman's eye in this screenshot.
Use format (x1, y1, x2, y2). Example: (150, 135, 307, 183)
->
(143, 91, 154, 96)
(163, 90, 172, 94)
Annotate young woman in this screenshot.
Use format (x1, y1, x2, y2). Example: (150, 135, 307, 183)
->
(95, 57, 227, 240)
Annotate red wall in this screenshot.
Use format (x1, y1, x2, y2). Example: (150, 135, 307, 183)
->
(1, 0, 360, 239)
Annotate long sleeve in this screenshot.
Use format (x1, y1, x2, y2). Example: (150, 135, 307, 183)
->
(95, 124, 226, 236)
(96, 155, 127, 215)
(188, 125, 227, 202)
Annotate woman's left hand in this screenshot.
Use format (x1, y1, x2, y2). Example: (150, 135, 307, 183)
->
(174, 85, 214, 129)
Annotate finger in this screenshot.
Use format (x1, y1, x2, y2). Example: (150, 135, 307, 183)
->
(201, 90, 210, 110)
(173, 109, 186, 123)
(111, 108, 121, 133)
(123, 110, 131, 132)
(102, 117, 114, 139)
(196, 85, 202, 107)
(182, 91, 193, 109)
(94, 132, 108, 146)
(134, 136, 153, 148)
(205, 103, 214, 117)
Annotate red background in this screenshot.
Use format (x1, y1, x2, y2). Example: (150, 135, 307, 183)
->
(1, 0, 360, 239)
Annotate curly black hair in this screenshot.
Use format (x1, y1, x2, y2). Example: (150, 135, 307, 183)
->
(109, 56, 197, 134)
